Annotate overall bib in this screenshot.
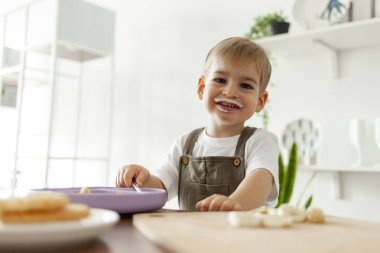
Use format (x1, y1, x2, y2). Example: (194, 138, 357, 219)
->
(178, 126, 257, 211)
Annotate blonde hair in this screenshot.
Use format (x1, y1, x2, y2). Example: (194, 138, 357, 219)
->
(203, 37, 271, 91)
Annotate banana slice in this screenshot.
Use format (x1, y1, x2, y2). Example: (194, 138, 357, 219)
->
(228, 204, 325, 229)
(262, 214, 293, 228)
(228, 211, 261, 227)
(306, 207, 325, 223)
(278, 204, 307, 222)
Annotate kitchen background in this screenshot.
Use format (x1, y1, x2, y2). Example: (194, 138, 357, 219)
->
(1, 0, 380, 222)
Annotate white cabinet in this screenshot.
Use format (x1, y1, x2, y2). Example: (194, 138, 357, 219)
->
(0, 0, 115, 189)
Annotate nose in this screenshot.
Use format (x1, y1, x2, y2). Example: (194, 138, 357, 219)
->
(222, 83, 237, 97)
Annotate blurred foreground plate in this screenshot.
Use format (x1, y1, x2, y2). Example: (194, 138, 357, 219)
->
(0, 208, 119, 251)
(34, 187, 167, 213)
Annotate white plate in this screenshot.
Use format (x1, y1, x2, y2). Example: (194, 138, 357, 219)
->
(0, 208, 120, 250)
(292, 0, 351, 29)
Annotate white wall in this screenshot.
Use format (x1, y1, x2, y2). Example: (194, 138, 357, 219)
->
(2, 0, 380, 222)
(104, 0, 380, 221)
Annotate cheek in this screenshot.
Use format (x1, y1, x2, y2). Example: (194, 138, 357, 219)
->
(202, 92, 215, 108)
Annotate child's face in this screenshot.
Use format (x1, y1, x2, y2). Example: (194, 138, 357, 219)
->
(197, 57, 268, 130)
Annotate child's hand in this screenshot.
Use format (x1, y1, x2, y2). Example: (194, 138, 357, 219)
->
(195, 194, 242, 211)
(115, 164, 150, 188)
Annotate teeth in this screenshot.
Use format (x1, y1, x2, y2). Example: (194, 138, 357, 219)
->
(215, 98, 243, 109)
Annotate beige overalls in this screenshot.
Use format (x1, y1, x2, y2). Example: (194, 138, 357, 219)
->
(178, 126, 257, 211)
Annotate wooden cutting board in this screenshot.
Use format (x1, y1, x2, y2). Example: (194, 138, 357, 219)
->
(133, 212, 380, 253)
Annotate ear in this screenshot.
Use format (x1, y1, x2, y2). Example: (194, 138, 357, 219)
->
(197, 75, 205, 100)
(255, 91, 269, 113)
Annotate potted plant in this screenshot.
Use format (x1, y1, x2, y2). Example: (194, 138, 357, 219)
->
(246, 11, 290, 40)
(269, 12, 290, 35)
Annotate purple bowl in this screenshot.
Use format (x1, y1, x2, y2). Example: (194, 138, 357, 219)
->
(33, 187, 167, 214)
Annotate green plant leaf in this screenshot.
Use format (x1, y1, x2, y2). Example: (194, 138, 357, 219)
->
(296, 172, 316, 208)
(276, 154, 285, 208)
(283, 142, 297, 203)
(304, 195, 313, 209)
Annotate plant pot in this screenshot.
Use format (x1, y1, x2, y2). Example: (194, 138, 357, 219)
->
(270, 21, 290, 35)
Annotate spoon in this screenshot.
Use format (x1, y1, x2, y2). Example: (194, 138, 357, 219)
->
(132, 180, 142, 193)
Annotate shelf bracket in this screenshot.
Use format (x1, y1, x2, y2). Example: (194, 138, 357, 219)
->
(331, 171, 343, 199)
(313, 39, 339, 79)
(301, 166, 344, 199)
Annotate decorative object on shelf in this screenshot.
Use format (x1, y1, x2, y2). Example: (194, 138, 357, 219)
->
(320, 0, 350, 22)
(349, 118, 374, 166)
(292, 0, 351, 29)
(276, 143, 297, 208)
(281, 118, 320, 166)
(245, 11, 290, 40)
(374, 118, 380, 168)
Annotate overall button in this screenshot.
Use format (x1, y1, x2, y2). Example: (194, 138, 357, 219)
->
(233, 158, 241, 167)
(182, 156, 189, 165)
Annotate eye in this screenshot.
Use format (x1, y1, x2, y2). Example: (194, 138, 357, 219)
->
(240, 83, 253, 90)
(213, 78, 226, 84)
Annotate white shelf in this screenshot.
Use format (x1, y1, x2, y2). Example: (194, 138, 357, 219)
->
(0, 66, 20, 76)
(300, 165, 380, 199)
(27, 42, 108, 62)
(300, 165, 380, 173)
(257, 18, 380, 56)
(256, 18, 380, 78)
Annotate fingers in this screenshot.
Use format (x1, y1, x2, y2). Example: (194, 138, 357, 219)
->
(121, 167, 135, 187)
(220, 200, 242, 211)
(116, 167, 127, 187)
(196, 194, 242, 211)
(195, 194, 224, 211)
(115, 165, 149, 188)
(116, 166, 130, 187)
(136, 170, 150, 187)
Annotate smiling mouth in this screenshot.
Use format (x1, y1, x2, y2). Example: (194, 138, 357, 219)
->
(214, 98, 243, 112)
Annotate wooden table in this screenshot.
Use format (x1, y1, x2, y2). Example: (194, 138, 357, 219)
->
(55, 211, 171, 253)
(41, 210, 380, 253)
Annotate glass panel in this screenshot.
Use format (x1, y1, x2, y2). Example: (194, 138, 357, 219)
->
(47, 159, 75, 187)
(16, 158, 46, 189)
(1, 9, 25, 108)
(1, 75, 18, 107)
(17, 134, 48, 158)
(4, 8, 26, 50)
(78, 57, 112, 157)
(0, 132, 16, 189)
(74, 160, 107, 186)
(2, 47, 21, 68)
(19, 79, 49, 134)
(27, 0, 55, 46)
(50, 75, 80, 157)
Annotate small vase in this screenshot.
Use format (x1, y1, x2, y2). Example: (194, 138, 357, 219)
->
(349, 118, 369, 166)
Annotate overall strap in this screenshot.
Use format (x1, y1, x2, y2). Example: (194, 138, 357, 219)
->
(183, 128, 205, 155)
(234, 126, 257, 156)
